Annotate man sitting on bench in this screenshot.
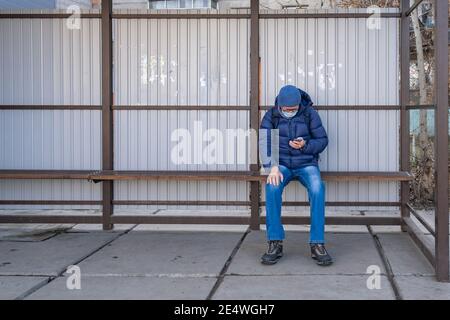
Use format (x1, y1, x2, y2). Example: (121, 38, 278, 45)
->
(260, 85, 333, 266)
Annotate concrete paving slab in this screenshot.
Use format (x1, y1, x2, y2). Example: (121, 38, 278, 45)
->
(376, 233, 434, 276)
(133, 224, 248, 232)
(370, 226, 403, 234)
(68, 224, 136, 232)
(261, 210, 364, 217)
(0, 224, 73, 242)
(156, 209, 251, 216)
(213, 275, 395, 300)
(0, 276, 49, 300)
(227, 231, 386, 276)
(362, 210, 401, 215)
(78, 231, 243, 276)
(262, 225, 369, 233)
(27, 276, 216, 300)
(323, 225, 369, 233)
(0, 232, 119, 276)
(113, 209, 159, 215)
(395, 275, 450, 300)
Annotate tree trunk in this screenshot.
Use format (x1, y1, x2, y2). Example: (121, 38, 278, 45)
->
(410, 0, 434, 204)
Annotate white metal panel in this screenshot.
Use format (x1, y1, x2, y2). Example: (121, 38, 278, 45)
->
(0, 12, 102, 209)
(113, 9, 250, 209)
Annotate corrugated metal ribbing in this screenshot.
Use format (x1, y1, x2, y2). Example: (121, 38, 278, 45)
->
(113, 10, 250, 210)
(260, 9, 400, 209)
(0, 11, 102, 209)
(114, 9, 250, 107)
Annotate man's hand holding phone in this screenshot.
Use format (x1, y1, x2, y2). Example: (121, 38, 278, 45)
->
(289, 137, 306, 150)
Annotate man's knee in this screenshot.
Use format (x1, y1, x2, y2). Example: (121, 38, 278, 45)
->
(309, 179, 325, 196)
(266, 183, 283, 195)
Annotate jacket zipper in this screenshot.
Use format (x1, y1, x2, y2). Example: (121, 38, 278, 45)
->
(288, 119, 293, 168)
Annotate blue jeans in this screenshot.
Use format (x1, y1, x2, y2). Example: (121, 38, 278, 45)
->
(265, 165, 326, 244)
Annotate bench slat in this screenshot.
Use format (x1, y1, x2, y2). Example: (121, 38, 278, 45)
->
(0, 170, 93, 180)
(0, 170, 413, 181)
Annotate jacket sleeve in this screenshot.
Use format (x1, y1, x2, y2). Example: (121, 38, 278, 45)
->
(259, 108, 278, 169)
(301, 108, 328, 155)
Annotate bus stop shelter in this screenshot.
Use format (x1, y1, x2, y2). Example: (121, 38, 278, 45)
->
(0, 0, 448, 282)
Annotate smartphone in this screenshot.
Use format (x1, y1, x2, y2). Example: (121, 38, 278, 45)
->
(294, 137, 304, 142)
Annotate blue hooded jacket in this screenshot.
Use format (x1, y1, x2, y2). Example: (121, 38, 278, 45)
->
(260, 86, 328, 169)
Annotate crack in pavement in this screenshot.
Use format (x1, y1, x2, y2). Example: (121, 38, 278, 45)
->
(14, 224, 138, 300)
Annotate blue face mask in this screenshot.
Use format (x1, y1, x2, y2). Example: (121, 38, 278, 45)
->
(281, 109, 298, 119)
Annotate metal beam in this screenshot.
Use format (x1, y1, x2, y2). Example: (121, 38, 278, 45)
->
(249, 0, 260, 231)
(113, 200, 251, 206)
(259, 12, 401, 19)
(109, 13, 401, 20)
(0, 200, 101, 205)
(111, 200, 400, 207)
(0, 13, 101, 19)
(111, 13, 251, 19)
(404, 217, 436, 268)
(0, 12, 400, 19)
(112, 105, 251, 111)
(0, 214, 402, 226)
(434, 0, 449, 282)
(0, 200, 401, 207)
(0, 12, 402, 20)
(101, 0, 114, 231)
(0, 105, 102, 110)
(0, 104, 438, 111)
(272, 201, 401, 207)
(406, 203, 436, 237)
(400, 0, 411, 232)
(0, 215, 103, 224)
(259, 105, 402, 111)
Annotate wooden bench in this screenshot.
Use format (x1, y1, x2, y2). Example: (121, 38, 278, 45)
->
(0, 169, 411, 226)
(0, 170, 93, 180)
(0, 170, 413, 182)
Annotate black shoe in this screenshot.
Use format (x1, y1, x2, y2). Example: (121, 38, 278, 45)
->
(310, 244, 333, 266)
(261, 240, 283, 265)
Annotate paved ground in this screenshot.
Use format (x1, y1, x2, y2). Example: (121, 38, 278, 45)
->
(0, 210, 449, 300)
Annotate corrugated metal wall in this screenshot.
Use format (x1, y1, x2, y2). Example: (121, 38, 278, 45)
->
(0, 8, 400, 211)
(0, 12, 102, 209)
(113, 9, 250, 210)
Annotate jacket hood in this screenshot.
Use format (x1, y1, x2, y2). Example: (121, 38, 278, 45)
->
(275, 87, 313, 119)
(275, 86, 313, 109)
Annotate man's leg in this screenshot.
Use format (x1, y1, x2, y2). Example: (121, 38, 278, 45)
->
(296, 165, 333, 266)
(296, 165, 325, 244)
(265, 165, 292, 241)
